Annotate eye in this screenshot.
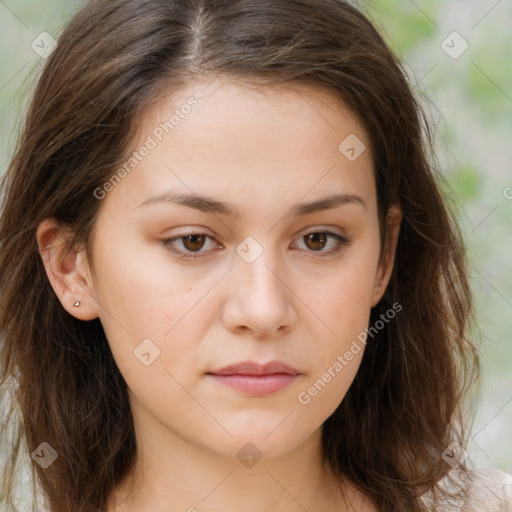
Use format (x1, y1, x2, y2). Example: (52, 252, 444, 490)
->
(292, 231, 350, 257)
(161, 233, 221, 259)
(161, 229, 350, 260)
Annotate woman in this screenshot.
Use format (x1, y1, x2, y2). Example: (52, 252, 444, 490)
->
(1, 0, 511, 511)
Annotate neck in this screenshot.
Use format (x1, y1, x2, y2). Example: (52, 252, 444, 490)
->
(106, 410, 366, 511)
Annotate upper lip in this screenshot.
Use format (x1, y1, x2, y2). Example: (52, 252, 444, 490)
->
(208, 360, 301, 376)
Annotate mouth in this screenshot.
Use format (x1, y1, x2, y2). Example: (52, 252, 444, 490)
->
(207, 360, 302, 396)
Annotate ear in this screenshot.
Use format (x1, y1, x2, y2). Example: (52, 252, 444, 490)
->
(36, 218, 99, 320)
(371, 204, 402, 307)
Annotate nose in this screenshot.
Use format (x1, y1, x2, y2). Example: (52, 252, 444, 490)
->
(221, 241, 297, 338)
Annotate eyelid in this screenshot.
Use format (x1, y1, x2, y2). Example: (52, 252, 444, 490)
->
(160, 232, 221, 259)
(161, 227, 350, 259)
(291, 230, 350, 258)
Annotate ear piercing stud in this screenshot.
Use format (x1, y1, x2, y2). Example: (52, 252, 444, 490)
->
(73, 301, 81, 307)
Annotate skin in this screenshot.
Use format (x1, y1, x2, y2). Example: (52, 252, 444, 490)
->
(37, 76, 401, 512)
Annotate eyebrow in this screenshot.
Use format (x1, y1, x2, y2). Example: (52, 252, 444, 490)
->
(138, 191, 366, 217)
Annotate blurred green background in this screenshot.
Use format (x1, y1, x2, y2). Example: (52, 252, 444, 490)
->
(0, 0, 511, 482)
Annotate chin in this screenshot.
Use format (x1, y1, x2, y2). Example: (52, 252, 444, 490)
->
(207, 423, 314, 462)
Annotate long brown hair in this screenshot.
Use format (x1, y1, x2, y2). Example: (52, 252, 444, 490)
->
(0, 0, 479, 510)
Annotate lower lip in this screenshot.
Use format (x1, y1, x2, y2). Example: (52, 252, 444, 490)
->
(208, 373, 300, 395)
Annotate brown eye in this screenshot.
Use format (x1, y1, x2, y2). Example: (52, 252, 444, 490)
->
(162, 230, 349, 260)
(304, 232, 328, 251)
(293, 231, 350, 257)
(182, 234, 207, 252)
(161, 232, 221, 259)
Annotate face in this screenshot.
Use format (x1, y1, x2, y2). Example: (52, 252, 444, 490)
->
(40, 77, 400, 461)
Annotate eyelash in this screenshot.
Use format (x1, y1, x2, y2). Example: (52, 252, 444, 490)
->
(160, 230, 350, 260)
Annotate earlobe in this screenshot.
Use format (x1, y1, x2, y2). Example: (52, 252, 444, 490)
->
(371, 205, 402, 307)
(36, 218, 99, 320)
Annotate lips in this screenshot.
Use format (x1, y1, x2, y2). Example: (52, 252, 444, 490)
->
(208, 360, 301, 376)
(207, 360, 302, 396)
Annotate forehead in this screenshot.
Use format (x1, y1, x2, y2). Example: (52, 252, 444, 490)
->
(140, 76, 369, 148)
(102, 76, 376, 219)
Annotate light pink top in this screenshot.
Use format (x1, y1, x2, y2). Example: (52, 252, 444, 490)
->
(420, 468, 512, 511)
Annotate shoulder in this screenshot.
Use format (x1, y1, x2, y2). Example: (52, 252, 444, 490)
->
(420, 467, 512, 511)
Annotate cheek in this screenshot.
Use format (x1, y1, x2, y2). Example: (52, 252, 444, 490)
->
(295, 348, 363, 424)
(307, 245, 379, 336)
(295, 244, 379, 406)
(294, 274, 371, 420)
(91, 223, 198, 326)
(89, 224, 228, 384)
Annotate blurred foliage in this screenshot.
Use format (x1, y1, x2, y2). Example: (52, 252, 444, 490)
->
(370, 0, 439, 54)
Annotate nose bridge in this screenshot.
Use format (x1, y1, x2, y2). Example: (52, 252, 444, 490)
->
(225, 234, 296, 336)
(235, 235, 284, 298)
